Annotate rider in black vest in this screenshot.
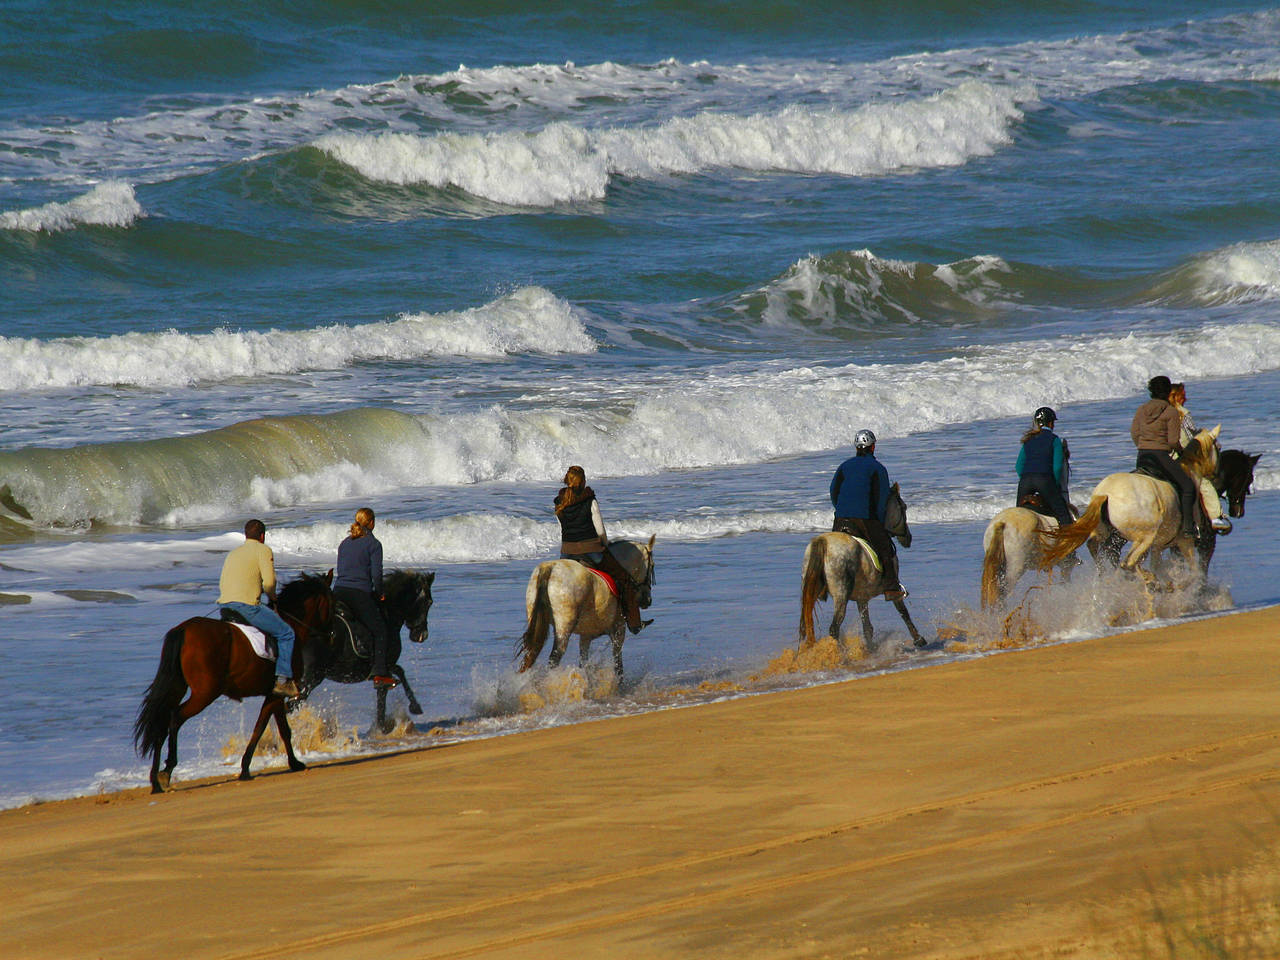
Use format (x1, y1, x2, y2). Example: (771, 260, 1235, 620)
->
(555, 465, 650, 634)
(1015, 407, 1073, 527)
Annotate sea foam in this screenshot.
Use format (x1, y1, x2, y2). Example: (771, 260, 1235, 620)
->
(0, 181, 142, 233)
(1, 320, 1277, 528)
(314, 81, 1030, 206)
(0, 286, 593, 391)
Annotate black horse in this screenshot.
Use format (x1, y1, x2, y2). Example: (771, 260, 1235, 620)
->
(1216, 449, 1262, 519)
(1196, 449, 1263, 572)
(296, 569, 435, 732)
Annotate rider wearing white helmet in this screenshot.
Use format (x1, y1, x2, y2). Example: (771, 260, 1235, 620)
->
(829, 429, 905, 600)
(1015, 406, 1073, 527)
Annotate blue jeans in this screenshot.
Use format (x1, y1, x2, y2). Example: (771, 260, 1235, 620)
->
(221, 601, 296, 678)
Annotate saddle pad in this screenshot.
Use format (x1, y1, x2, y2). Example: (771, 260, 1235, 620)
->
(230, 622, 274, 661)
(839, 534, 882, 572)
(588, 567, 620, 597)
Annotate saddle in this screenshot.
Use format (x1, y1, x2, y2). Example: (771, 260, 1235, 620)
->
(1017, 491, 1052, 518)
(332, 601, 372, 659)
(219, 609, 275, 660)
(1131, 456, 1204, 533)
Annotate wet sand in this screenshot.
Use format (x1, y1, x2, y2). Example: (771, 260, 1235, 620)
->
(4, 606, 1280, 959)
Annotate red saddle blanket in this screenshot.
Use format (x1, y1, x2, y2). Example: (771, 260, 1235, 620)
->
(587, 566, 619, 597)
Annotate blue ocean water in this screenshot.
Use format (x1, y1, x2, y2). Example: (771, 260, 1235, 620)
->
(2, 0, 1279, 806)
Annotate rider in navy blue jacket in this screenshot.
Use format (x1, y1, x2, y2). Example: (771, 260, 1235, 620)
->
(1015, 407, 1073, 527)
(829, 429, 904, 599)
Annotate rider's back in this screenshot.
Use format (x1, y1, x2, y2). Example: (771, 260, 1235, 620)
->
(1130, 399, 1179, 451)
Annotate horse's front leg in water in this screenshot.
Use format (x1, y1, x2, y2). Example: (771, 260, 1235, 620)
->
(392, 664, 422, 716)
(857, 599, 873, 651)
(893, 598, 927, 648)
(610, 622, 626, 679)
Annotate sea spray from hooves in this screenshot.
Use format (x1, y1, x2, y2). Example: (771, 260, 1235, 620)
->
(943, 567, 1235, 653)
(473, 662, 621, 718)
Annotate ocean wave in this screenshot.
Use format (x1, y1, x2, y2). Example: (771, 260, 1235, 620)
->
(313, 81, 1030, 205)
(6, 9, 1279, 199)
(733, 249, 1018, 331)
(0, 286, 593, 392)
(1144, 239, 1280, 305)
(0, 182, 143, 233)
(1, 320, 1278, 529)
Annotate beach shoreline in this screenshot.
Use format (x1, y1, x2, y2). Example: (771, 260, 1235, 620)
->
(5, 604, 1280, 958)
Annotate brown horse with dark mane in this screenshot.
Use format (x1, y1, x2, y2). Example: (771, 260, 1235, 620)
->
(133, 572, 334, 793)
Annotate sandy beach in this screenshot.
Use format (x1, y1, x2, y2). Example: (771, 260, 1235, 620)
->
(4, 607, 1280, 959)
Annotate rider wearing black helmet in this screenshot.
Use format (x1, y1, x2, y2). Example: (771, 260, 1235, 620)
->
(1015, 406, 1073, 527)
(830, 429, 905, 600)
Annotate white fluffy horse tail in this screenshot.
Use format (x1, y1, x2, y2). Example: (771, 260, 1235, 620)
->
(1042, 495, 1106, 569)
(517, 564, 555, 672)
(799, 536, 829, 647)
(980, 519, 1007, 609)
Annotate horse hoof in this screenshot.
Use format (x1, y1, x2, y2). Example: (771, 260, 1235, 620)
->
(155, 771, 171, 792)
(912, 637, 928, 649)
(409, 703, 424, 716)
(288, 759, 306, 772)
(239, 770, 253, 781)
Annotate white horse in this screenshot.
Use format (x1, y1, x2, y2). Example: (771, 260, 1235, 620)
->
(1041, 426, 1220, 588)
(517, 537, 656, 678)
(798, 484, 926, 652)
(980, 505, 1085, 608)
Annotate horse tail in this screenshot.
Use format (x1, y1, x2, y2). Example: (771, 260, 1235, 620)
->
(799, 536, 828, 646)
(133, 625, 187, 759)
(1041, 495, 1106, 569)
(517, 564, 555, 672)
(980, 520, 1007, 609)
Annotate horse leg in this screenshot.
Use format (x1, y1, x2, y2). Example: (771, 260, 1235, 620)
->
(856, 599, 873, 652)
(828, 587, 850, 645)
(157, 685, 217, 792)
(392, 664, 423, 716)
(239, 698, 277, 781)
(375, 684, 392, 734)
(610, 621, 626, 680)
(893, 598, 927, 648)
(548, 614, 576, 669)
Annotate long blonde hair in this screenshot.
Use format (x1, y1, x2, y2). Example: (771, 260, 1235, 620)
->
(349, 506, 375, 539)
(555, 466, 588, 515)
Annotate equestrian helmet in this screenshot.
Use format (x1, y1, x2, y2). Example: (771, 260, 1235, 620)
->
(1033, 406, 1057, 427)
(854, 428, 877, 449)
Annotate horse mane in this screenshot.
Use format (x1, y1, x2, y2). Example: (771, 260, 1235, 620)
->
(277, 572, 331, 608)
(1181, 430, 1218, 478)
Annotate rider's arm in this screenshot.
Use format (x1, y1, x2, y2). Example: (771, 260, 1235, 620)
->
(591, 498, 608, 546)
(830, 467, 843, 507)
(1052, 437, 1066, 488)
(369, 537, 383, 596)
(1015, 446, 1025, 475)
(259, 546, 278, 602)
(873, 466, 890, 524)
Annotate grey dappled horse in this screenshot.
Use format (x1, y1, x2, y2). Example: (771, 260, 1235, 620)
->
(517, 536, 656, 678)
(799, 483, 926, 652)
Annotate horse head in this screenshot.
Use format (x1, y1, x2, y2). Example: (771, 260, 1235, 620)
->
(385, 570, 434, 643)
(884, 483, 912, 549)
(638, 534, 656, 609)
(1217, 449, 1262, 519)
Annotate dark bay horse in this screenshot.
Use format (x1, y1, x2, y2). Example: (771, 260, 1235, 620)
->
(1216, 449, 1262, 520)
(799, 484, 926, 652)
(297, 569, 434, 733)
(133, 573, 334, 793)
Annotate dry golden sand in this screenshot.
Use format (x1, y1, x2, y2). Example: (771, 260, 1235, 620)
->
(4, 607, 1280, 959)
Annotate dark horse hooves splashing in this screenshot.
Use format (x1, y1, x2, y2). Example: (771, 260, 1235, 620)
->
(133, 572, 334, 794)
(296, 569, 434, 734)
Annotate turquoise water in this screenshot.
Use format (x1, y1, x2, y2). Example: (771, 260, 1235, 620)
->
(1, 1, 1279, 806)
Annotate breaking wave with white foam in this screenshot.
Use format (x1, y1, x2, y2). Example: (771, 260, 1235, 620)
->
(1, 319, 1277, 529)
(1161, 239, 1280, 305)
(0, 181, 142, 233)
(313, 81, 1031, 206)
(0, 286, 593, 391)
